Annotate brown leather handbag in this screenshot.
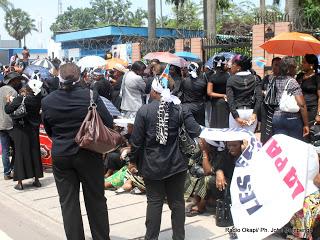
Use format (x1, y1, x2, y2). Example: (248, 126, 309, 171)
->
(75, 90, 122, 154)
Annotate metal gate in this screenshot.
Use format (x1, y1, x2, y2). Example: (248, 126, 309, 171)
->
(202, 35, 252, 62)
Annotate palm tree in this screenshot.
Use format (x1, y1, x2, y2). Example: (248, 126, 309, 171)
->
(286, 0, 300, 21)
(206, 0, 217, 39)
(5, 8, 37, 47)
(0, 0, 13, 12)
(148, 0, 156, 40)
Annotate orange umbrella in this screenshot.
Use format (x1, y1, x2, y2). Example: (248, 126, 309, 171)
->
(105, 58, 128, 70)
(260, 32, 320, 56)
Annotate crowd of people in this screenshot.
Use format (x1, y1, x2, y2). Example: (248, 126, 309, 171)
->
(0, 50, 320, 240)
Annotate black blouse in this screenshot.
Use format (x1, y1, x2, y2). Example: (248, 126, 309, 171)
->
(129, 100, 201, 180)
(297, 73, 320, 108)
(209, 70, 230, 94)
(181, 76, 207, 103)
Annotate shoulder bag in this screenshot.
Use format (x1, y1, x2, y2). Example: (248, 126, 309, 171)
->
(75, 90, 122, 154)
(10, 96, 27, 119)
(279, 79, 300, 113)
(178, 105, 198, 157)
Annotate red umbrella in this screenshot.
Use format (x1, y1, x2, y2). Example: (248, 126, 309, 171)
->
(144, 52, 188, 67)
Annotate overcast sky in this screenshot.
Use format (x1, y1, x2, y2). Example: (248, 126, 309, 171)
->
(0, 0, 279, 49)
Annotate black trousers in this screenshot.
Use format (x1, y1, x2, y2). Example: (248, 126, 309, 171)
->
(53, 149, 110, 240)
(144, 171, 186, 240)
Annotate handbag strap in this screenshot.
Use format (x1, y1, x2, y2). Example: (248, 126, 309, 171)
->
(89, 90, 96, 108)
(284, 78, 292, 91)
(21, 96, 26, 104)
(178, 105, 185, 129)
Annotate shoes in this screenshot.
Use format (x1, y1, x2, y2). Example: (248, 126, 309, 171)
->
(32, 180, 41, 188)
(4, 175, 13, 180)
(14, 183, 23, 190)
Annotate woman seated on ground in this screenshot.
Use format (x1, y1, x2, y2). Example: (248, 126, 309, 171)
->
(185, 138, 224, 216)
(288, 172, 320, 240)
(104, 146, 145, 195)
(185, 140, 243, 216)
(104, 123, 133, 178)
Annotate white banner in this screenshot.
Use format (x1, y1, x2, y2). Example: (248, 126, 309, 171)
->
(200, 128, 319, 239)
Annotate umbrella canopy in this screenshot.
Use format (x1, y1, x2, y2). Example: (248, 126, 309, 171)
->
(105, 58, 128, 70)
(31, 59, 54, 70)
(205, 52, 235, 69)
(76, 56, 106, 71)
(144, 52, 188, 67)
(100, 96, 121, 117)
(260, 32, 320, 56)
(174, 51, 200, 61)
(23, 65, 51, 80)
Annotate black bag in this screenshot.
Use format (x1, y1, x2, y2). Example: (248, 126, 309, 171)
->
(215, 188, 233, 227)
(310, 123, 320, 147)
(10, 96, 27, 119)
(264, 76, 278, 106)
(178, 105, 197, 157)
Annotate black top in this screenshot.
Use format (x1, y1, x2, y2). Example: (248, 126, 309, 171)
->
(209, 70, 230, 94)
(41, 86, 113, 157)
(226, 73, 262, 119)
(297, 73, 320, 108)
(92, 79, 113, 100)
(5, 93, 42, 128)
(181, 76, 207, 103)
(129, 101, 201, 180)
(215, 150, 237, 181)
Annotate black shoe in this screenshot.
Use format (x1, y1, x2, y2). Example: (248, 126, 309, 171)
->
(32, 180, 41, 188)
(4, 175, 13, 180)
(14, 183, 23, 190)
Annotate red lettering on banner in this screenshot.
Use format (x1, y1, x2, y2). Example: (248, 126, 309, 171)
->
(283, 167, 304, 199)
(266, 139, 282, 158)
(275, 157, 288, 172)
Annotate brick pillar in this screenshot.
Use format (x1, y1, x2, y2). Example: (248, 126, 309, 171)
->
(252, 24, 266, 78)
(252, 22, 291, 78)
(175, 39, 184, 52)
(190, 38, 203, 61)
(131, 43, 141, 63)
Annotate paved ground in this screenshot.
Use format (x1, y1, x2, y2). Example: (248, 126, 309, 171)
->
(0, 165, 283, 240)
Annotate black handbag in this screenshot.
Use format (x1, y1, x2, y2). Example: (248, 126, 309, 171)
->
(215, 188, 233, 227)
(310, 123, 320, 147)
(178, 105, 197, 157)
(10, 96, 27, 120)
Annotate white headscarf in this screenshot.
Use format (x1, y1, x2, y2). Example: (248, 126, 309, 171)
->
(151, 78, 181, 105)
(27, 79, 43, 96)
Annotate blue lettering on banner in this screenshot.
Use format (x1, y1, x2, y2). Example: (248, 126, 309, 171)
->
(237, 175, 263, 215)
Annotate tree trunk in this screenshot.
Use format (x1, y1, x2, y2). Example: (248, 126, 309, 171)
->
(23, 36, 26, 47)
(148, 0, 156, 40)
(260, 0, 265, 19)
(206, 0, 216, 42)
(203, 0, 207, 32)
(286, 0, 300, 21)
(18, 39, 21, 48)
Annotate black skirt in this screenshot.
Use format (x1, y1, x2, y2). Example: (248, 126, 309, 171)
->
(210, 98, 229, 128)
(9, 123, 43, 181)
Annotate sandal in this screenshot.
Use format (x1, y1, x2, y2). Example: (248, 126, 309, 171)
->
(186, 207, 205, 217)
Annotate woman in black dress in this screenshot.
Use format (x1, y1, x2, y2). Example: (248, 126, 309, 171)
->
(207, 55, 230, 128)
(181, 62, 207, 125)
(296, 54, 320, 125)
(5, 79, 43, 190)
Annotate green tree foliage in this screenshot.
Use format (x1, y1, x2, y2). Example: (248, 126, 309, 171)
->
(160, 0, 202, 29)
(5, 8, 37, 47)
(50, 6, 97, 33)
(300, 0, 320, 30)
(0, 0, 13, 12)
(50, 0, 147, 33)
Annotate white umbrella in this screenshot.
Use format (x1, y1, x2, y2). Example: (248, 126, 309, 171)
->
(76, 56, 106, 71)
(31, 59, 54, 70)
